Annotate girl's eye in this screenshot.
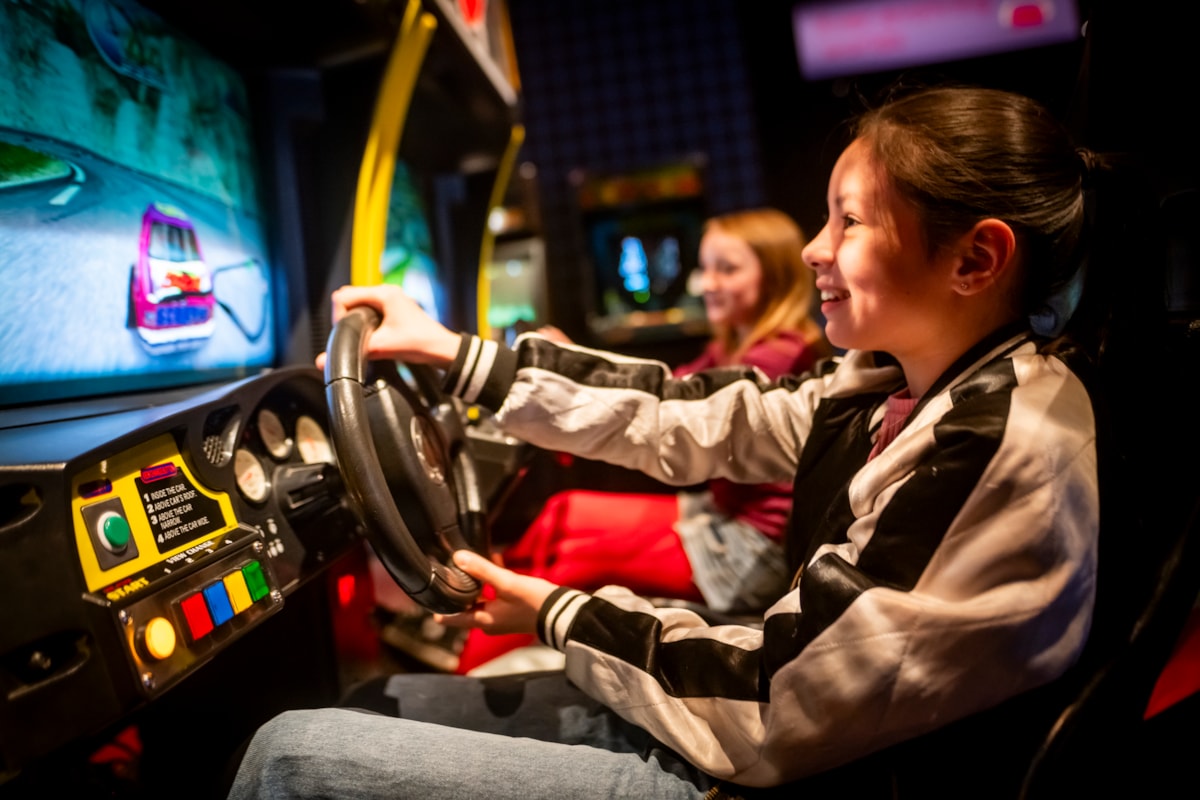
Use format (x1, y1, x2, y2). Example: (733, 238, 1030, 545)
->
(842, 215, 860, 229)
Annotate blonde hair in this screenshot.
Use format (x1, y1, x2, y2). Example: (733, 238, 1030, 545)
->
(704, 208, 825, 363)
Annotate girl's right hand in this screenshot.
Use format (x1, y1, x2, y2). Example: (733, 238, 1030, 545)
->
(433, 550, 559, 637)
(315, 284, 462, 369)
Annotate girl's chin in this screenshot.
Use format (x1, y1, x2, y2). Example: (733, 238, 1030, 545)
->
(823, 324, 856, 352)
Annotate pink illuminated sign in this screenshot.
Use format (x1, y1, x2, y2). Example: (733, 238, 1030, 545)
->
(793, 0, 1081, 80)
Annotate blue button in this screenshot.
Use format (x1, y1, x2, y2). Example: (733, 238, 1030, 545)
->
(202, 582, 235, 626)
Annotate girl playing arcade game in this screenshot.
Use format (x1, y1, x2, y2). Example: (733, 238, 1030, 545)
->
(455, 207, 830, 673)
(228, 85, 1103, 798)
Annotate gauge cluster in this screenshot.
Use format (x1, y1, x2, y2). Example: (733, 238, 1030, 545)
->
(233, 407, 336, 506)
(218, 380, 358, 590)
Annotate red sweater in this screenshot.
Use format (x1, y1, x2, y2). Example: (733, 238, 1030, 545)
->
(673, 330, 820, 541)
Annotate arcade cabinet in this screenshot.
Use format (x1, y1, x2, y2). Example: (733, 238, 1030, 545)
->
(330, 0, 529, 524)
(481, 159, 549, 346)
(0, 0, 524, 796)
(477, 158, 719, 512)
(572, 157, 712, 364)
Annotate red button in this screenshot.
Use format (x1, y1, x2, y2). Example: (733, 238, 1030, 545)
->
(180, 592, 214, 640)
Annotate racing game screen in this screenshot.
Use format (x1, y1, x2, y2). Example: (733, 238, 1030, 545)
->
(380, 160, 449, 326)
(0, 0, 275, 407)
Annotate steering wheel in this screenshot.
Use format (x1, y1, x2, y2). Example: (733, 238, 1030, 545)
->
(324, 306, 489, 613)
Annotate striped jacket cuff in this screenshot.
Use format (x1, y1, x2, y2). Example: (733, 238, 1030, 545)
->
(441, 334, 518, 410)
(537, 587, 591, 651)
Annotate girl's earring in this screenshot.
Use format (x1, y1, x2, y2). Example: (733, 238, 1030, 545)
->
(960, 282, 969, 290)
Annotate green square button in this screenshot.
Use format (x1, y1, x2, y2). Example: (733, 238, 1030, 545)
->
(242, 560, 270, 602)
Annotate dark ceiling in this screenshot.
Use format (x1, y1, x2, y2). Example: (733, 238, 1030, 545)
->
(140, 0, 403, 71)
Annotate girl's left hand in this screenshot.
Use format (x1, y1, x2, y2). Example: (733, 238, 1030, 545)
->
(434, 550, 560, 636)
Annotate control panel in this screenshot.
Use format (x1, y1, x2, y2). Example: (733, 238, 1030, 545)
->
(0, 366, 363, 774)
(70, 434, 284, 697)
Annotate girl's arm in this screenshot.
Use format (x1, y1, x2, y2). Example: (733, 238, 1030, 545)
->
(442, 333, 840, 487)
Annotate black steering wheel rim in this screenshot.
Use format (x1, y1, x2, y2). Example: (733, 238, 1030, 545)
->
(324, 306, 488, 613)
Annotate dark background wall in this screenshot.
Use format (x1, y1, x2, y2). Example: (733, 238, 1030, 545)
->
(505, 0, 769, 349)
(147, 0, 1194, 362)
(506, 0, 1098, 352)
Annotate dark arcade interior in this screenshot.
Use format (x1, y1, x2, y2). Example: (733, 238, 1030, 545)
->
(1, 0, 1198, 797)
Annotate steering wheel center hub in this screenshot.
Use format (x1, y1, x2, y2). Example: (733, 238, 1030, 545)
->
(411, 416, 446, 485)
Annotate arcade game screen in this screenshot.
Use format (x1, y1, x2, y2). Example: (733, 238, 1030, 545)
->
(0, 0, 275, 408)
(380, 160, 449, 325)
(577, 161, 708, 340)
(486, 236, 547, 343)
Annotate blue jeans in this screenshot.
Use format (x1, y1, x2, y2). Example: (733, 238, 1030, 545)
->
(226, 671, 717, 799)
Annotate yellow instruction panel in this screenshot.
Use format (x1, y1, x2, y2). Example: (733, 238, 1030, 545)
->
(71, 433, 242, 598)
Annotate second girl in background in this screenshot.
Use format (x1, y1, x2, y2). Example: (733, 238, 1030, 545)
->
(456, 207, 829, 673)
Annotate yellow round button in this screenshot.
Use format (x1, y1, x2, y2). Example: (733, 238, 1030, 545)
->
(142, 617, 177, 661)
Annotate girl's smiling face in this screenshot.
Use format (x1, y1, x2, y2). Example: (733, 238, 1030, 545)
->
(697, 226, 764, 333)
(801, 138, 958, 360)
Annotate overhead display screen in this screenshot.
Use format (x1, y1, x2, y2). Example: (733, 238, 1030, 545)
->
(793, 0, 1081, 80)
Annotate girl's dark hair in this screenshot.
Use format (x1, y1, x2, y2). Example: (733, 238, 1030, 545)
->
(854, 86, 1091, 315)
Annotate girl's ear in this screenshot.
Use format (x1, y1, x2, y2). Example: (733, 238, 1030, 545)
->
(953, 219, 1017, 295)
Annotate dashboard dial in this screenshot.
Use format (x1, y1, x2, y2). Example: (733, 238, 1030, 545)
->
(257, 409, 292, 460)
(234, 447, 270, 503)
(296, 415, 334, 464)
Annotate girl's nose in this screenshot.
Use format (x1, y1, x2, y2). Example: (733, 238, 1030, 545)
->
(802, 224, 831, 271)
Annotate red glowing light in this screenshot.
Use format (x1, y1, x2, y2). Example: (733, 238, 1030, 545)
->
(140, 463, 178, 483)
(336, 572, 357, 608)
(458, 0, 485, 26)
(1010, 4, 1045, 28)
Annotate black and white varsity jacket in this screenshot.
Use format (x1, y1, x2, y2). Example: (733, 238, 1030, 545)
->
(443, 324, 1099, 787)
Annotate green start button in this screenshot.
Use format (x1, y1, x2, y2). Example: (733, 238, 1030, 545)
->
(99, 512, 132, 552)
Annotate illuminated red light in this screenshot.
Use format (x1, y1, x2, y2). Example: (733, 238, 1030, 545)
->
(336, 573, 357, 608)
(140, 463, 178, 483)
(457, 0, 485, 26)
(1010, 4, 1045, 27)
